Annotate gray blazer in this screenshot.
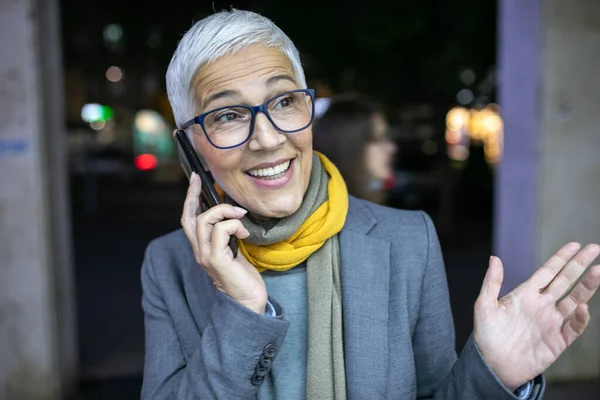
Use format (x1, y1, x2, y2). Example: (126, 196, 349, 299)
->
(141, 196, 544, 399)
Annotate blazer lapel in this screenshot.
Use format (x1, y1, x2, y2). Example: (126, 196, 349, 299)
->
(340, 197, 390, 399)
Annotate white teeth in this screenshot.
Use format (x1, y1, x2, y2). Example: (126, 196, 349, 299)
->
(248, 160, 291, 178)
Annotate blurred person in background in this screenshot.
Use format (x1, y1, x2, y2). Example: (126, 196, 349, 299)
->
(140, 8, 600, 400)
(313, 95, 397, 205)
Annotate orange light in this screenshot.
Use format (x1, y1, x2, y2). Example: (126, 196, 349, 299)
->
(446, 107, 470, 131)
(445, 129, 462, 145)
(135, 154, 157, 170)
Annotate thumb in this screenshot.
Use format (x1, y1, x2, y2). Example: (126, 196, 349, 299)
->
(478, 256, 504, 305)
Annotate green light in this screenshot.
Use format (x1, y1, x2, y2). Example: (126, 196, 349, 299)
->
(100, 105, 114, 121)
(81, 104, 114, 123)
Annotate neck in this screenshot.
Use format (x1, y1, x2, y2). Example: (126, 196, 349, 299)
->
(247, 212, 280, 232)
(249, 212, 270, 223)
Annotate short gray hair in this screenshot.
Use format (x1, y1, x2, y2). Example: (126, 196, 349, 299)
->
(166, 9, 307, 129)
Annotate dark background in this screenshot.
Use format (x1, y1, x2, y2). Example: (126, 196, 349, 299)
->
(60, 1, 598, 398)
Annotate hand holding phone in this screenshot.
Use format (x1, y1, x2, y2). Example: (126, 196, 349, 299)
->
(176, 130, 268, 315)
(175, 130, 238, 257)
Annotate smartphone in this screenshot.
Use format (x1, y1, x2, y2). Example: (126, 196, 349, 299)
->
(175, 130, 238, 257)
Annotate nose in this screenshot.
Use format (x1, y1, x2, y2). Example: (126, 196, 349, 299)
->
(247, 113, 286, 151)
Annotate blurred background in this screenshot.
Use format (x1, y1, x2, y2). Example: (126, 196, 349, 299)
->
(1, 0, 599, 399)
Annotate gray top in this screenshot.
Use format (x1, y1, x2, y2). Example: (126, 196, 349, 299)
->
(259, 265, 308, 400)
(140, 196, 545, 399)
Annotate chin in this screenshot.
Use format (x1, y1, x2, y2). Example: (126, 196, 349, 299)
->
(253, 195, 303, 219)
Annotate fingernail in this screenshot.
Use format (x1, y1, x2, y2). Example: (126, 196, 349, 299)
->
(190, 172, 197, 183)
(233, 206, 247, 214)
(589, 244, 600, 254)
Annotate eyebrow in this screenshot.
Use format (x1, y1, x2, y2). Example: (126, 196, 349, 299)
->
(202, 89, 239, 111)
(201, 74, 297, 111)
(266, 74, 296, 86)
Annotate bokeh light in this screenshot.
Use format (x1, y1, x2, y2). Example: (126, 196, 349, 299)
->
(445, 105, 504, 164)
(135, 154, 158, 171)
(103, 24, 123, 43)
(106, 66, 124, 82)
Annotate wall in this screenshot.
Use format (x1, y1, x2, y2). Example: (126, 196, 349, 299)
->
(0, 0, 77, 398)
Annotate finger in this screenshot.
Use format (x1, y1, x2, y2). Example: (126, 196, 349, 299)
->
(477, 256, 504, 306)
(543, 244, 600, 299)
(198, 203, 248, 226)
(561, 303, 590, 347)
(181, 173, 202, 242)
(183, 173, 201, 218)
(211, 219, 249, 255)
(528, 242, 581, 288)
(557, 264, 600, 318)
(196, 204, 248, 247)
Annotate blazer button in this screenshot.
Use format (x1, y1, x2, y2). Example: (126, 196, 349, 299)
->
(259, 355, 272, 368)
(250, 374, 264, 386)
(263, 343, 277, 358)
(255, 364, 268, 377)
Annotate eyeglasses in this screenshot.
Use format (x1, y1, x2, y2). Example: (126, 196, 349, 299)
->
(181, 89, 316, 149)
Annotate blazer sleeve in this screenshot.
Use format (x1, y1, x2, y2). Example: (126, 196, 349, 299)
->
(140, 241, 290, 399)
(413, 212, 545, 400)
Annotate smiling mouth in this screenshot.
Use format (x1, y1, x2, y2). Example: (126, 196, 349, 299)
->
(246, 159, 292, 180)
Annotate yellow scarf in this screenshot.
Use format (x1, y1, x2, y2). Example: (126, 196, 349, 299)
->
(238, 152, 348, 272)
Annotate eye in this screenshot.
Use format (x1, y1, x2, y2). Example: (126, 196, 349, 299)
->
(214, 110, 240, 123)
(274, 94, 295, 109)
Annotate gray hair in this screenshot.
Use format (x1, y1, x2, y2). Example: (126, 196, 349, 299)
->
(166, 9, 307, 129)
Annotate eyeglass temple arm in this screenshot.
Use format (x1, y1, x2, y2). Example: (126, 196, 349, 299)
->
(180, 119, 195, 130)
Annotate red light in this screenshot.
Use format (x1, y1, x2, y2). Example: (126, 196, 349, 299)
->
(135, 154, 157, 170)
(384, 175, 396, 190)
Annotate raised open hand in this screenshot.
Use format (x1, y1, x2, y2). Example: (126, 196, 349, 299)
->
(473, 242, 600, 390)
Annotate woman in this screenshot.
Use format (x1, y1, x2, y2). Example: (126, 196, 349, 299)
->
(313, 96, 397, 205)
(141, 9, 600, 400)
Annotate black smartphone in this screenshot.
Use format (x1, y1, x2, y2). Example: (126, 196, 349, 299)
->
(175, 129, 239, 257)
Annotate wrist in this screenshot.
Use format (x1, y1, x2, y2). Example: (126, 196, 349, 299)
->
(239, 298, 268, 315)
(480, 355, 523, 391)
(220, 289, 267, 315)
(473, 333, 524, 391)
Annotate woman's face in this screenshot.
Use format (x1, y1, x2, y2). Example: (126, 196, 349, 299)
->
(364, 113, 397, 181)
(190, 45, 313, 219)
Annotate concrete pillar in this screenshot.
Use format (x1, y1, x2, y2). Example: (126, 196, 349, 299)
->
(0, 0, 77, 399)
(495, 0, 600, 381)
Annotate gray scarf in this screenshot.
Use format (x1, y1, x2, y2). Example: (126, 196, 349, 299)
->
(242, 153, 347, 399)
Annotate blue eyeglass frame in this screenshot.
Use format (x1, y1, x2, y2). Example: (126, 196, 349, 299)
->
(180, 88, 316, 150)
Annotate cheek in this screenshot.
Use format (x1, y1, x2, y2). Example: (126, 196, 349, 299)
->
(300, 134, 313, 165)
(201, 147, 243, 182)
(292, 129, 313, 150)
